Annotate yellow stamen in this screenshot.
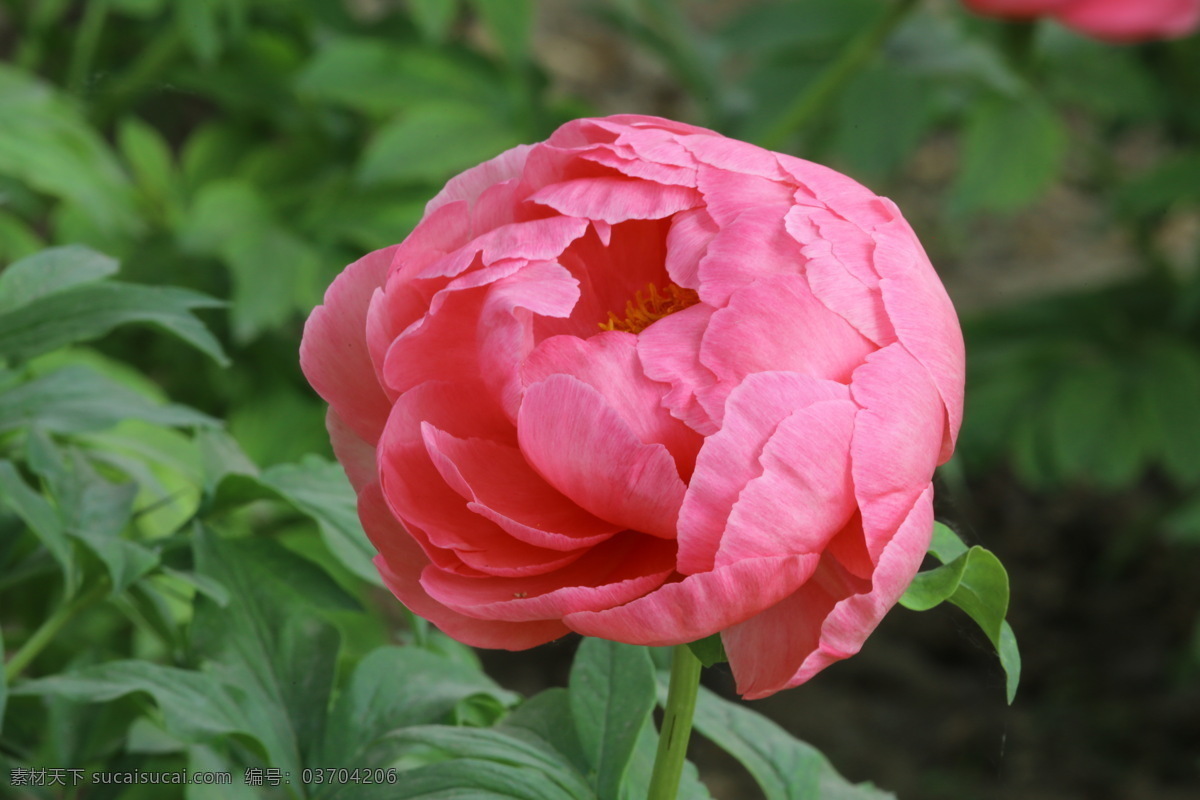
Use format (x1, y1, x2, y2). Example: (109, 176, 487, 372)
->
(599, 282, 700, 335)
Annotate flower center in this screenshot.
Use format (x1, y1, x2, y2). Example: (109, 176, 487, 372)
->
(598, 282, 700, 335)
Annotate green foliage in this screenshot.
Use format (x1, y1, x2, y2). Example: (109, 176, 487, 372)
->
(900, 522, 1021, 704)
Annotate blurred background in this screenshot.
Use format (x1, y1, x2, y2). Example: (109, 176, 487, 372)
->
(1, 0, 1199, 798)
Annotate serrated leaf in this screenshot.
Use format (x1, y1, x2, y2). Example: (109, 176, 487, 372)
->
(569, 638, 657, 799)
(0, 245, 116, 315)
(680, 683, 895, 800)
(0, 366, 217, 435)
(358, 103, 524, 187)
(0, 281, 227, 365)
(321, 646, 519, 769)
(953, 93, 1066, 214)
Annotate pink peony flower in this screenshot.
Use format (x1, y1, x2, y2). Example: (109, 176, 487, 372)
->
(962, 0, 1200, 42)
(301, 114, 964, 699)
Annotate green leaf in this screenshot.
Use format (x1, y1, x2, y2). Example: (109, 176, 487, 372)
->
(0, 280, 227, 365)
(358, 103, 525, 187)
(952, 93, 1066, 215)
(10, 661, 265, 752)
(409, 0, 460, 42)
(296, 37, 509, 117)
(0, 627, 6, 736)
(0, 366, 217, 435)
(192, 530, 355, 773)
(382, 727, 593, 800)
(1047, 358, 1143, 486)
(832, 64, 937, 182)
(0, 210, 44, 263)
(1139, 338, 1200, 485)
(468, 0, 532, 64)
(0, 245, 116, 315)
(900, 524, 1021, 703)
(683, 683, 895, 800)
(0, 66, 141, 238)
(569, 638, 657, 800)
(321, 646, 519, 769)
(498, 688, 590, 776)
(347, 758, 579, 800)
(117, 116, 180, 221)
(0, 460, 75, 589)
(211, 455, 380, 584)
(65, 475, 156, 595)
(686, 633, 727, 668)
(620, 714, 712, 800)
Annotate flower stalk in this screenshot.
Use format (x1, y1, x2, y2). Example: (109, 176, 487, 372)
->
(647, 644, 703, 800)
(759, 0, 921, 150)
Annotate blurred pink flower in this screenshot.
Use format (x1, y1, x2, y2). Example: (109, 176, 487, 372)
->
(301, 115, 963, 699)
(962, 0, 1200, 42)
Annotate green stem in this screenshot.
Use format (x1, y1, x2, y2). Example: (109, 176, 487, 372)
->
(4, 582, 108, 683)
(759, 0, 920, 151)
(647, 644, 702, 800)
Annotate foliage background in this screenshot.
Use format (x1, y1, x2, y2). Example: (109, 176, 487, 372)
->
(1, 0, 1198, 798)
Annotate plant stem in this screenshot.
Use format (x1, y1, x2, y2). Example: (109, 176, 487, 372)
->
(647, 644, 702, 800)
(4, 582, 108, 683)
(759, 0, 920, 151)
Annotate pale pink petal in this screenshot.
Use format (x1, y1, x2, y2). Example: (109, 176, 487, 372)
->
(849, 344, 945, 560)
(636, 303, 720, 436)
(785, 205, 895, 346)
(676, 372, 850, 575)
(529, 177, 701, 224)
(724, 486, 933, 699)
(564, 552, 821, 646)
(872, 202, 965, 457)
(421, 423, 621, 551)
(517, 375, 687, 539)
(420, 532, 676, 622)
(699, 274, 875, 423)
(521, 331, 703, 478)
(327, 408, 377, 493)
(695, 205, 805, 307)
(664, 208, 718, 290)
(713, 399, 858, 568)
(300, 245, 397, 445)
(360, 482, 569, 649)
(425, 143, 534, 216)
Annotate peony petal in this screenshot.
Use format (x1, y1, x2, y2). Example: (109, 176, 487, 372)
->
(695, 205, 805, 308)
(327, 408, 378, 493)
(636, 303, 720, 437)
(529, 177, 701, 224)
(421, 423, 621, 551)
(421, 531, 676, 622)
(664, 208, 718, 290)
(849, 344, 945, 561)
(676, 371, 851, 575)
(698, 273, 875, 425)
(723, 486, 933, 699)
(517, 374, 687, 539)
(360, 482, 569, 649)
(522, 331, 703, 479)
(1055, 0, 1200, 41)
(872, 202, 965, 458)
(713, 399, 858, 568)
(300, 245, 397, 445)
(564, 552, 821, 646)
(425, 143, 534, 216)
